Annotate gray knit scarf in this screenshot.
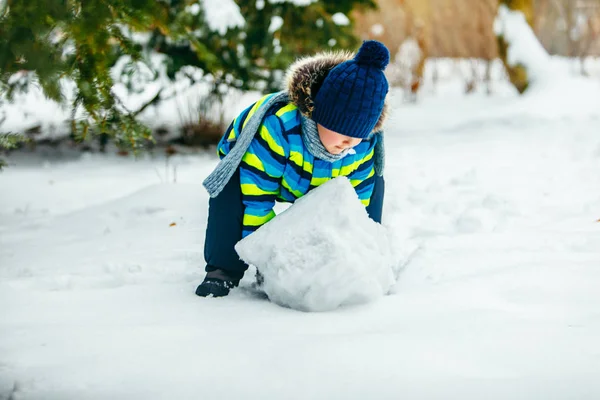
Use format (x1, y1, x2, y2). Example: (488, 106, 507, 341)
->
(203, 91, 385, 198)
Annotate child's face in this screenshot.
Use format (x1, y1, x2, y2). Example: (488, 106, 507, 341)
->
(317, 124, 362, 155)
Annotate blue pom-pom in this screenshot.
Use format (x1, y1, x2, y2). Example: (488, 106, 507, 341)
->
(354, 40, 390, 70)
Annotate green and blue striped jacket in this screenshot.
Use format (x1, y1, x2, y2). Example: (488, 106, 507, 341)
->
(218, 93, 378, 237)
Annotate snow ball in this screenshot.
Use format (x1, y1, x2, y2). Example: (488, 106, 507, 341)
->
(235, 177, 397, 312)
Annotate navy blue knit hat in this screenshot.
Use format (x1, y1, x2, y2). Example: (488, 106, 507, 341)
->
(312, 40, 390, 139)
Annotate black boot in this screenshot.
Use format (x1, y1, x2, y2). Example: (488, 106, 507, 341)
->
(195, 269, 240, 298)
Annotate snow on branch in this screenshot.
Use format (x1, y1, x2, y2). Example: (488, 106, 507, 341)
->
(494, 5, 555, 87)
(200, 0, 245, 35)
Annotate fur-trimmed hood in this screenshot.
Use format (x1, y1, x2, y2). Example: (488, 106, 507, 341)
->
(284, 50, 389, 134)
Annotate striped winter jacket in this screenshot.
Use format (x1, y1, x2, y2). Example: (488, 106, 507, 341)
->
(217, 51, 388, 237)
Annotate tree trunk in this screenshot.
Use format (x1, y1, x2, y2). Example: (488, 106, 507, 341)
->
(501, 0, 535, 25)
(496, 0, 535, 94)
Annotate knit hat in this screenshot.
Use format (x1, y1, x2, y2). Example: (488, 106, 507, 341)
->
(312, 40, 390, 139)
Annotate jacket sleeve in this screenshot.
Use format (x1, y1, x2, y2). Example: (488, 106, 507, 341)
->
(347, 136, 377, 207)
(239, 114, 288, 237)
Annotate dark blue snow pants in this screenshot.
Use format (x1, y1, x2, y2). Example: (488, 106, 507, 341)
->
(204, 170, 385, 280)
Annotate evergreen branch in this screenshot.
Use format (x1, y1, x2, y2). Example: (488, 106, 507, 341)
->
(0, 132, 28, 150)
(111, 89, 134, 115)
(0, 133, 26, 170)
(1, 0, 370, 151)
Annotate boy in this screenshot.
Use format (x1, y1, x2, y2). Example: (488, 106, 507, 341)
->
(196, 40, 390, 297)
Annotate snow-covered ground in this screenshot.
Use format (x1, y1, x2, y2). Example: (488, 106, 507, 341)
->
(2, 69, 600, 398)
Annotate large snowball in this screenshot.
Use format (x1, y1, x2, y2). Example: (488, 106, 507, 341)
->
(235, 177, 396, 312)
